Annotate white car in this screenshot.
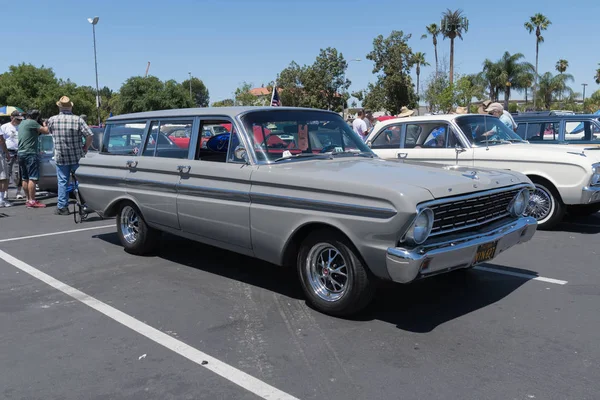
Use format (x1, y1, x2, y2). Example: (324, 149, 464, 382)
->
(365, 114, 600, 229)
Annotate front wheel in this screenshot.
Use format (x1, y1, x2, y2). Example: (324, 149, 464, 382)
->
(525, 180, 565, 230)
(117, 203, 159, 255)
(297, 229, 375, 317)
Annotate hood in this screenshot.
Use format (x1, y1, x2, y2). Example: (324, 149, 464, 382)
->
(255, 157, 529, 200)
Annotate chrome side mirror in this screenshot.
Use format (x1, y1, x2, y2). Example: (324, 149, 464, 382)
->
(455, 143, 466, 165)
(234, 145, 248, 163)
(366, 140, 372, 148)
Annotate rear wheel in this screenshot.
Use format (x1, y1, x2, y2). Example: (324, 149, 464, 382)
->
(117, 202, 159, 255)
(297, 229, 375, 317)
(525, 179, 565, 230)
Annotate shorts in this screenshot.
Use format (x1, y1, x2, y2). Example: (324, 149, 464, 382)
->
(18, 153, 40, 181)
(0, 153, 8, 180)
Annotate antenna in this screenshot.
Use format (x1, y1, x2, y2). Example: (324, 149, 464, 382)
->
(145, 61, 151, 77)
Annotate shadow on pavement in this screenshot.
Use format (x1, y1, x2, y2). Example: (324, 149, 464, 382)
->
(556, 212, 600, 234)
(94, 232, 534, 333)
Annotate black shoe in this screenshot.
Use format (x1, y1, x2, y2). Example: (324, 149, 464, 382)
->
(54, 208, 70, 216)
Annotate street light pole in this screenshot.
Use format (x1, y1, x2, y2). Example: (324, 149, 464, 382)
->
(188, 72, 193, 101)
(582, 83, 588, 108)
(87, 16, 101, 126)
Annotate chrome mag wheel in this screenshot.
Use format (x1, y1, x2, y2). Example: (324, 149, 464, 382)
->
(120, 206, 140, 244)
(526, 184, 554, 222)
(306, 243, 350, 302)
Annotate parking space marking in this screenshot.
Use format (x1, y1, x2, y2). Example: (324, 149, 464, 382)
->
(474, 266, 568, 285)
(0, 225, 114, 244)
(0, 249, 299, 400)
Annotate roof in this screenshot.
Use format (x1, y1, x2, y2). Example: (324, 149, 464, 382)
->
(513, 113, 600, 121)
(249, 87, 271, 96)
(107, 106, 338, 122)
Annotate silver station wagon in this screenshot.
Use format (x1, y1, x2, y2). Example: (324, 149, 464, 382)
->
(78, 107, 538, 316)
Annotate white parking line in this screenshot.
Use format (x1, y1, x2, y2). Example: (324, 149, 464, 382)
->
(474, 266, 568, 285)
(0, 225, 114, 243)
(0, 249, 299, 400)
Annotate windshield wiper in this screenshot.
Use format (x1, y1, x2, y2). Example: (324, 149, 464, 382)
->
(506, 138, 526, 143)
(327, 150, 374, 158)
(274, 153, 330, 162)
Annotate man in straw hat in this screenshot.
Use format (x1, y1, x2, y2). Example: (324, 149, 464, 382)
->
(47, 96, 93, 216)
(396, 106, 415, 118)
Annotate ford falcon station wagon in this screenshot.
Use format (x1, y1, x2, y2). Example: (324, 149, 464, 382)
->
(78, 107, 537, 316)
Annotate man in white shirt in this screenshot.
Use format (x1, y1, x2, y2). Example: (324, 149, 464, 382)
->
(352, 110, 368, 141)
(0, 110, 24, 200)
(503, 109, 518, 132)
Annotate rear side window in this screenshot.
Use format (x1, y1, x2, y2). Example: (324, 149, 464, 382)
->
(142, 120, 192, 159)
(101, 122, 147, 155)
(565, 120, 600, 142)
(525, 122, 559, 141)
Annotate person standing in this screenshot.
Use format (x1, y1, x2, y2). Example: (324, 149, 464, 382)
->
(47, 96, 93, 215)
(352, 110, 368, 141)
(1, 111, 25, 201)
(0, 123, 12, 207)
(18, 110, 49, 208)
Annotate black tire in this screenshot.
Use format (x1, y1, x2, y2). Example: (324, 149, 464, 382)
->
(116, 202, 160, 255)
(525, 179, 565, 230)
(567, 204, 600, 217)
(297, 229, 375, 317)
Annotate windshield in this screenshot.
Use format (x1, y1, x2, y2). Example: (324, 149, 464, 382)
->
(455, 115, 525, 146)
(240, 110, 372, 162)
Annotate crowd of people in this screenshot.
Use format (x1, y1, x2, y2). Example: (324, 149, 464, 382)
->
(0, 96, 93, 213)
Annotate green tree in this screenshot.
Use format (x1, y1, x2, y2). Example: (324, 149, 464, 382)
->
(277, 61, 308, 107)
(525, 13, 552, 109)
(420, 23, 440, 75)
(366, 30, 417, 113)
(440, 9, 469, 86)
(424, 71, 454, 113)
(181, 77, 210, 107)
(303, 47, 350, 111)
(412, 52, 430, 104)
(481, 59, 502, 101)
(212, 99, 235, 107)
(496, 52, 535, 109)
(536, 71, 574, 109)
(112, 76, 194, 115)
(0, 63, 60, 116)
(595, 63, 600, 85)
(234, 82, 262, 106)
(454, 74, 485, 110)
(361, 82, 386, 112)
(555, 59, 569, 104)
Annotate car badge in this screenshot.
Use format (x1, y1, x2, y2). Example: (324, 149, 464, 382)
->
(463, 170, 479, 180)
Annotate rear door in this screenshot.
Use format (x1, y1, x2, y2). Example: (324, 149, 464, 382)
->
(125, 119, 194, 230)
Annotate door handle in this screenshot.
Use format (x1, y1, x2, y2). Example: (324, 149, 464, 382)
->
(397, 152, 408, 160)
(126, 160, 138, 168)
(177, 165, 191, 173)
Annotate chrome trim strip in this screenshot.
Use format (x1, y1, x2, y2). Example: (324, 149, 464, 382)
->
(251, 193, 397, 219)
(178, 184, 250, 202)
(428, 212, 511, 237)
(417, 183, 532, 210)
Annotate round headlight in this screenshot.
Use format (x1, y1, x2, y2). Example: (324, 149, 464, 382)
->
(510, 188, 530, 217)
(406, 208, 434, 245)
(591, 173, 600, 186)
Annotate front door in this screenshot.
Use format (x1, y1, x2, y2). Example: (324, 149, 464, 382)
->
(126, 119, 194, 230)
(176, 118, 253, 249)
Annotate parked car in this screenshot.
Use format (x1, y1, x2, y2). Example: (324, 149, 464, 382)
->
(78, 107, 537, 316)
(365, 114, 600, 229)
(513, 113, 600, 146)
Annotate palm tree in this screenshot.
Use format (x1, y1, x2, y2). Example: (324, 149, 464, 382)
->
(413, 52, 430, 105)
(440, 9, 469, 86)
(420, 24, 440, 75)
(481, 59, 503, 101)
(595, 63, 600, 85)
(525, 13, 552, 109)
(555, 59, 569, 104)
(537, 71, 574, 109)
(497, 52, 535, 109)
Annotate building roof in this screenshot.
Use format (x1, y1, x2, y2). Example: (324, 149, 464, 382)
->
(249, 87, 271, 96)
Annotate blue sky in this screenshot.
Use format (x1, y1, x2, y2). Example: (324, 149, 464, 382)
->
(1, 0, 598, 104)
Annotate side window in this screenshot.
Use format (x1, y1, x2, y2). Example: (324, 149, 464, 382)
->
(526, 122, 559, 141)
(516, 123, 527, 140)
(142, 120, 191, 159)
(565, 121, 598, 142)
(102, 122, 147, 155)
(407, 123, 450, 149)
(196, 120, 241, 163)
(370, 124, 402, 149)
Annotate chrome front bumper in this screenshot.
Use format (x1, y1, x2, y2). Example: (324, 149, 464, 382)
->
(385, 217, 538, 283)
(581, 186, 600, 204)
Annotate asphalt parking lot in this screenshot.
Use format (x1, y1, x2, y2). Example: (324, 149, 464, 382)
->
(1, 194, 599, 400)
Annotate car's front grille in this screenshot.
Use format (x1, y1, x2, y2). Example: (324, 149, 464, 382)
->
(428, 187, 522, 237)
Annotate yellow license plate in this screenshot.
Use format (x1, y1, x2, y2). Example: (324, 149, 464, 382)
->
(474, 241, 498, 264)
